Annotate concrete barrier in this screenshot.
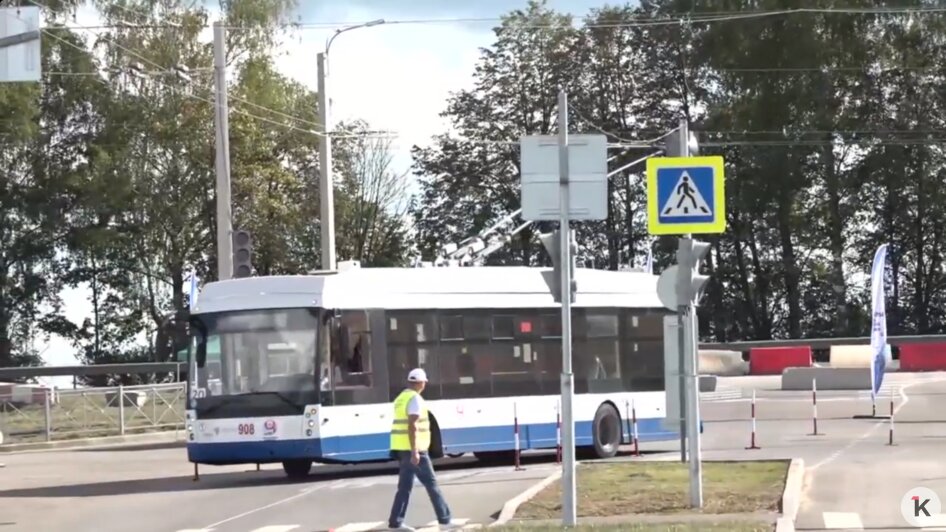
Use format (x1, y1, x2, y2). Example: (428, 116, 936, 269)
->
(829, 345, 873, 368)
(699, 375, 717, 392)
(900, 343, 946, 371)
(698, 350, 748, 376)
(781, 367, 872, 391)
(750, 346, 812, 375)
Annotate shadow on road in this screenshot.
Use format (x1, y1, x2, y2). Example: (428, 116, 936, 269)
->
(0, 449, 650, 498)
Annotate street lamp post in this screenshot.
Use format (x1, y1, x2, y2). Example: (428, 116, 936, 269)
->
(316, 19, 384, 271)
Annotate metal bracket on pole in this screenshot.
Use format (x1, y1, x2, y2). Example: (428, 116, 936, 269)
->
(0, 30, 39, 50)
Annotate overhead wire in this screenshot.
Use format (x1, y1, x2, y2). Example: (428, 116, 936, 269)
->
(55, 6, 946, 31)
(24, 2, 946, 149)
(25, 0, 398, 140)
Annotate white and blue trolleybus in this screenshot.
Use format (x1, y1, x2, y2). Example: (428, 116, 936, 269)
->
(182, 263, 679, 478)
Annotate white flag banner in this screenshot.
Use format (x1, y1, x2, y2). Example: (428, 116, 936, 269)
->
(869, 244, 888, 398)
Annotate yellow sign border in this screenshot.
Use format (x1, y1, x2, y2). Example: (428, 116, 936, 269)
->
(646, 156, 726, 235)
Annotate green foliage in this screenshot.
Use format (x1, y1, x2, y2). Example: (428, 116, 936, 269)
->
(1, 0, 410, 370)
(411, 0, 946, 340)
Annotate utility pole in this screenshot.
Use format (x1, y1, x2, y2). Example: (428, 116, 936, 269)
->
(557, 88, 577, 528)
(316, 52, 336, 271)
(524, 90, 606, 529)
(212, 21, 233, 281)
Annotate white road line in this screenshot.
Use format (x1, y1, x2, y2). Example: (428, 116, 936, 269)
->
(822, 511, 864, 529)
(423, 518, 470, 527)
(251, 526, 300, 532)
(197, 482, 327, 530)
(174, 529, 213, 532)
(808, 376, 946, 472)
(332, 522, 385, 532)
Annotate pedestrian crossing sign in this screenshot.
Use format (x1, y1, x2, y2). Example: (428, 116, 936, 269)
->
(646, 156, 726, 235)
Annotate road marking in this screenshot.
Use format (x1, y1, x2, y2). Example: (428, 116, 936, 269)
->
(174, 529, 213, 532)
(332, 523, 385, 532)
(423, 518, 470, 527)
(197, 482, 327, 530)
(251, 527, 300, 532)
(808, 377, 946, 472)
(822, 511, 863, 529)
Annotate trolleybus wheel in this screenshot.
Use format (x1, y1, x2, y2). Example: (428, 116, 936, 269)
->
(591, 403, 621, 459)
(446, 452, 465, 458)
(282, 459, 312, 479)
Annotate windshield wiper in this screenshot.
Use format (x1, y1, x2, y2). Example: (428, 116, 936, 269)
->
(250, 390, 300, 408)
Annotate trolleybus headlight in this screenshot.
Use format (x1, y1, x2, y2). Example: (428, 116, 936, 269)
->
(307, 419, 314, 428)
(306, 429, 312, 436)
(187, 424, 193, 432)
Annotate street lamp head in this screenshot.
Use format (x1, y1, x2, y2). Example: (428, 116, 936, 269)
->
(365, 19, 385, 27)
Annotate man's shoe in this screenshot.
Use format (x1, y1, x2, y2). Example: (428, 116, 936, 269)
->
(438, 522, 463, 530)
(389, 525, 416, 531)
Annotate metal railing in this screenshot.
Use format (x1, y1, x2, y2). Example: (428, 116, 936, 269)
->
(0, 382, 186, 445)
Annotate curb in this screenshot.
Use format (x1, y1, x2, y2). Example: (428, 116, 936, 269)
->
(489, 468, 563, 527)
(776, 458, 805, 532)
(0, 430, 186, 454)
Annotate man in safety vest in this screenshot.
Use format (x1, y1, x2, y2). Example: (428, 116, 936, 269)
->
(387, 368, 457, 531)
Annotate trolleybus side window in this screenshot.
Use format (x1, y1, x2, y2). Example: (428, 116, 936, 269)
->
(388, 312, 441, 400)
(618, 309, 669, 391)
(574, 310, 623, 394)
(321, 310, 378, 406)
(491, 315, 514, 339)
(440, 315, 464, 341)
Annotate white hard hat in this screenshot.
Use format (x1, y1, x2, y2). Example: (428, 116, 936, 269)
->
(407, 368, 428, 383)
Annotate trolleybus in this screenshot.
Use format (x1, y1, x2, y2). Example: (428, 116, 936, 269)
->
(181, 263, 678, 478)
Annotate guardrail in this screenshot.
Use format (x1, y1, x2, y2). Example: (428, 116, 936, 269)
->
(0, 382, 186, 445)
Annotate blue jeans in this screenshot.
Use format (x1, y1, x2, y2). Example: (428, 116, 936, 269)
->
(388, 450, 452, 527)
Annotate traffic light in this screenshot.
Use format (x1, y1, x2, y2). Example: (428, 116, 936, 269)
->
(233, 229, 253, 278)
(663, 120, 700, 157)
(675, 237, 711, 305)
(539, 228, 577, 303)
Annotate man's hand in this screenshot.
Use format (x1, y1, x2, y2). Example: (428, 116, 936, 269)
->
(411, 449, 420, 465)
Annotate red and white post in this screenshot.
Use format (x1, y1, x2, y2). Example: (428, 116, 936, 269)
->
(887, 385, 895, 446)
(513, 402, 524, 471)
(555, 401, 562, 464)
(808, 378, 821, 436)
(746, 389, 761, 450)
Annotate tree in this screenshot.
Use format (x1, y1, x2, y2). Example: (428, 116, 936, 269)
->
(0, 14, 104, 368)
(333, 120, 412, 267)
(411, 0, 585, 266)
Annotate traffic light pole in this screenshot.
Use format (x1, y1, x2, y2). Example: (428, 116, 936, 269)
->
(677, 117, 688, 464)
(557, 88, 577, 528)
(675, 118, 703, 508)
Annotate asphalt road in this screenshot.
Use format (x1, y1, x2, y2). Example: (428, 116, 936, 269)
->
(703, 372, 946, 531)
(3, 371, 946, 532)
(0, 446, 560, 532)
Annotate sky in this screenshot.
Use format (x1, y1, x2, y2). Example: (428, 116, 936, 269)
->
(34, 0, 611, 383)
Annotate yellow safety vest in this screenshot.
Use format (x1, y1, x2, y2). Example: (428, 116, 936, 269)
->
(390, 389, 430, 451)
